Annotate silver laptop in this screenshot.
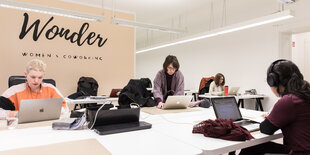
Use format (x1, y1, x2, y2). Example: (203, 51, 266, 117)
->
(228, 87, 240, 95)
(18, 98, 63, 124)
(163, 96, 192, 109)
(211, 97, 260, 132)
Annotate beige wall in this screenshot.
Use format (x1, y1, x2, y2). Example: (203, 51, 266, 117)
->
(0, 0, 135, 96)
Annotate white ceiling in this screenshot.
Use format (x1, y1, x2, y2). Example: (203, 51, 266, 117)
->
(62, 0, 210, 23)
(61, 0, 299, 50)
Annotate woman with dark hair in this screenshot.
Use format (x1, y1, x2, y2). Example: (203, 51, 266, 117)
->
(153, 55, 184, 109)
(209, 73, 225, 95)
(239, 59, 310, 155)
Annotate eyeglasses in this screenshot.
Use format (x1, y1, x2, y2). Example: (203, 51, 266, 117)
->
(167, 66, 176, 71)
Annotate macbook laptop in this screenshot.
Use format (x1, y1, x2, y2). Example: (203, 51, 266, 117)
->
(228, 87, 240, 95)
(109, 89, 122, 97)
(210, 97, 260, 132)
(163, 95, 192, 109)
(18, 98, 63, 124)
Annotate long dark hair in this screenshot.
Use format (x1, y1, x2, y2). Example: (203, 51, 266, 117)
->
(214, 73, 225, 86)
(267, 59, 310, 101)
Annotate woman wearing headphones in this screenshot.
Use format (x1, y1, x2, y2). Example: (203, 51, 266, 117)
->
(240, 59, 310, 155)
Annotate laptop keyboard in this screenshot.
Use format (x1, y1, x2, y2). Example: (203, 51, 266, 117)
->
(235, 120, 252, 126)
(243, 123, 260, 132)
(234, 120, 260, 132)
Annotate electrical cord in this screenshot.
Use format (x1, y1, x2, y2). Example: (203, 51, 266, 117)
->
(88, 101, 112, 130)
(159, 115, 195, 125)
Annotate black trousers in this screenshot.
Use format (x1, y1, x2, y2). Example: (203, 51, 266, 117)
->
(239, 142, 290, 155)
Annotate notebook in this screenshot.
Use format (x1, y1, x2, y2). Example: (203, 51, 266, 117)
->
(109, 89, 122, 97)
(163, 95, 192, 109)
(210, 97, 260, 132)
(228, 87, 240, 95)
(18, 98, 63, 124)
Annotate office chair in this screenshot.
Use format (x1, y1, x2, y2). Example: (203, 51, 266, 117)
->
(197, 76, 214, 100)
(8, 75, 56, 88)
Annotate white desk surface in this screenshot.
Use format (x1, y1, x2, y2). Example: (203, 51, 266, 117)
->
(0, 107, 281, 155)
(199, 94, 266, 99)
(65, 97, 118, 104)
(141, 108, 281, 155)
(0, 126, 202, 155)
(235, 95, 266, 99)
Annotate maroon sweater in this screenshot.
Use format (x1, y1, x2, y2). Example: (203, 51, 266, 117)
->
(267, 94, 310, 154)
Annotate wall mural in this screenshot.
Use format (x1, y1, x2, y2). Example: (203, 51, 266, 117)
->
(0, 5, 134, 96)
(19, 13, 108, 61)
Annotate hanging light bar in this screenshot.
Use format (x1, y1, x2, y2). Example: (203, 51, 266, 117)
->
(137, 10, 294, 54)
(111, 17, 187, 34)
(0, 0, 105, 21)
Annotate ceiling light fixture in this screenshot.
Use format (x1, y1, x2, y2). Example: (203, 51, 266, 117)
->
(137, 10, 294, 54)
(0, 0, 105, 21)
(111, 17, 187, 34)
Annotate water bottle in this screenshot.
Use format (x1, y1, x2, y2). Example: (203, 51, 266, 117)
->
(224, 86, 229, 96)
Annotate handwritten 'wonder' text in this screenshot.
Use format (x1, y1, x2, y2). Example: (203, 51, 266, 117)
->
(19, 13, 108, 47)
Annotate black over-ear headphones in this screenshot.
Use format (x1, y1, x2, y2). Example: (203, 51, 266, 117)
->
(267, 59, 287, 87)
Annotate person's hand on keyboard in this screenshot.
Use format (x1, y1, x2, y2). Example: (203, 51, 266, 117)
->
(261, 113, 269, 119)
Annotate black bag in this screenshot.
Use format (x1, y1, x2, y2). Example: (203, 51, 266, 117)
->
(68, 76, 99, 99)
(118, 79, 156, 107)
(77, 77, 99, 96)
(68, 77, 99, 110)
(199, 99, 211, 108)
(140, 78, 152, 88)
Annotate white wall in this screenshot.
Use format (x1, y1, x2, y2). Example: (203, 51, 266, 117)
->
(136, 0, 310, 112)
(292, 32, 310, 82)
(137, 25, 280, 111)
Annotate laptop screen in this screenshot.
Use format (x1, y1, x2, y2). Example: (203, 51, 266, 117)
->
(211, 97, 242, 121)
(19, 98, 63, 124)
(109, 89, 122, 97)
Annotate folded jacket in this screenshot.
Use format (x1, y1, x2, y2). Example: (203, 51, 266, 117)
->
(192, 118, 254, 141)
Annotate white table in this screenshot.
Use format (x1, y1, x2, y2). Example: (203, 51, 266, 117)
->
(235, 95, 266, 111)
(0, 107, 282, 155)
(141, 107, 281, 154)
(184, 90, 198, 101)
(66, 97, 119, 110)
(0, 126, 202, 155)
(65, 97, 118, 104)
(199, 94, 267, 111)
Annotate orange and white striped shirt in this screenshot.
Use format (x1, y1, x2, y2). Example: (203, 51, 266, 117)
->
(2, 82, 66, 111)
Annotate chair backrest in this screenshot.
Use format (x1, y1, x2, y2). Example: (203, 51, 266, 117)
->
(8, 76, 56, 88)
(198, 76, 214, 94)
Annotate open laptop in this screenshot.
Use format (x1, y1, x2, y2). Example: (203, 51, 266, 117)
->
(163, 95, 192, 109)
(228, 87, 240, 95)
(109, 89, 122, 97)
(210, 97, 260, 132)
(18, 98, 63, 124)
